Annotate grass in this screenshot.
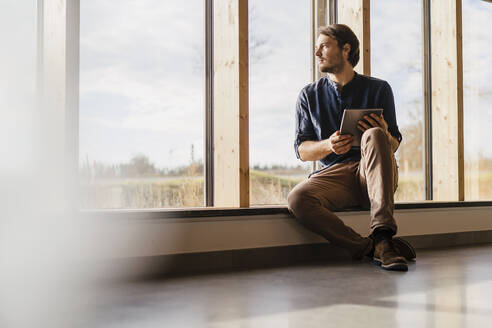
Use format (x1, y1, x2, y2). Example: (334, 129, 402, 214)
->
(80, 171, 492, 209)
(395, 174, 425, 201)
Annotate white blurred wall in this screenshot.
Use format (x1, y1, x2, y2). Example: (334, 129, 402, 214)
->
(0, 2, 139, 327)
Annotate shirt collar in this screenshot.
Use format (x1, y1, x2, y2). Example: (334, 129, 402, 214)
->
(326, 71, 359, 93)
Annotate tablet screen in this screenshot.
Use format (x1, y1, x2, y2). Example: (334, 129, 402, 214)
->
(339, 109, 383, 146)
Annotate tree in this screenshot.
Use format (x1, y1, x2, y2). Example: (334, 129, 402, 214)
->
(120, 154, 158, 177)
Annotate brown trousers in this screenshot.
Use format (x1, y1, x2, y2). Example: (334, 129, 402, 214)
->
(287, 127, 399, 259)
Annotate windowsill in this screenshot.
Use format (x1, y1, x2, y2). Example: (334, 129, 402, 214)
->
(81, 201, 492, 219)
(81, 202, 492, 259)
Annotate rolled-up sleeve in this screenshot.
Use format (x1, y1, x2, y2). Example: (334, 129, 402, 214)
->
(381, 82, 402, 144)
(294, 89, 316, 160)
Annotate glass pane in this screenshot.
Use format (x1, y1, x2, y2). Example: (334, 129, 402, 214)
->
(463, 0, 492, 200)
(371, 0, 425, 201)
(79, 1, 205, 209)
(249, 0, 312, 205)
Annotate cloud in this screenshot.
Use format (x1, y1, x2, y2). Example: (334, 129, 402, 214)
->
(371, 0, 424, 122)
(80, 0, 312, 168)
(80, 0, 205, 168)
(248, 0, 311, 166)
(79, 0, 492, 168)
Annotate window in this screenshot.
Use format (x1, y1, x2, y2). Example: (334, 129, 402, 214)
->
(38, 0, 492, 211)
(463, 0, 492, 200)
(248, 0, 312, 205)
(79, 0, 205, 209)
(371, 0, 426, 201)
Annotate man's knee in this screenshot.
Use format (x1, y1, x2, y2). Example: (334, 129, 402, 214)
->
(361, 127, 386, 147)
(287, 187, 302, 214)
(287, 186, 316, 217)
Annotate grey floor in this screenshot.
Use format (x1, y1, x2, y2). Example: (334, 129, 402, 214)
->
(87, 244, 492, 328)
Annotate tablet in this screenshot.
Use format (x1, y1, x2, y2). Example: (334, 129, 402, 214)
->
(340, 109, 383, 146)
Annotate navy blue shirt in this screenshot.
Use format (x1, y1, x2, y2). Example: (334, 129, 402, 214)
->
(294, 72, 402, 169)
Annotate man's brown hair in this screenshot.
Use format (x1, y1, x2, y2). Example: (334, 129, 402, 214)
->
(319, 24, 360, 67)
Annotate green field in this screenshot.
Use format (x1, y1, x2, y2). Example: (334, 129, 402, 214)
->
(80, 171, 492, 209)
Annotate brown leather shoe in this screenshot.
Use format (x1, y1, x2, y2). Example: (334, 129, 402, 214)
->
(392, 237, 416, 261)
(373, 239, 408, 271)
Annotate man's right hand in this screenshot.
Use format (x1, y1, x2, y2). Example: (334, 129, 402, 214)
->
(327, 130, 353, 155)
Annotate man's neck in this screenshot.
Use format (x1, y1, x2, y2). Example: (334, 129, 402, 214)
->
(328, 68, 355, 88)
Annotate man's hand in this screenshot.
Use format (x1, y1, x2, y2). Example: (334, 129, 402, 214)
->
(357, 113, 400, 152)
(328, 130, 353, 155)
(357, 113, 389, 133)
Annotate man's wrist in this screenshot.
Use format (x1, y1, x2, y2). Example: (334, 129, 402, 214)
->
(323, 139, 333, 155)
(384, 130, 398, 152)
(384, 130, 393, 141)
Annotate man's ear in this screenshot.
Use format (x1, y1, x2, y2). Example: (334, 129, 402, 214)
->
(343, 43, 351, 59)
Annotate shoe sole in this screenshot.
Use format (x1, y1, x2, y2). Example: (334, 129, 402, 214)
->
(393, 237, 416, 260)
(373, 258, 408, 271)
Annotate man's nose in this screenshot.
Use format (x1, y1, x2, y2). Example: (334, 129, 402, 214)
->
(315, 48, 321, 57)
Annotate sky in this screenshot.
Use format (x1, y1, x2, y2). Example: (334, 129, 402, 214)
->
(78, 0, 312, 169)
(462, 0, 492, 161)
(371, 0, 423, 123)
(248, 0, 311, 170)
(1, 0, 491, 171)
(79, 0, 205, 169)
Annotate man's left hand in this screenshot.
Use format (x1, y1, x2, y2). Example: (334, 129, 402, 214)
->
(357, 113, 389, 133)
(358, 113, 399, 152)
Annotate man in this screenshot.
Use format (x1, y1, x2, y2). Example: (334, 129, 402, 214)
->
(287, 24, 416, 271)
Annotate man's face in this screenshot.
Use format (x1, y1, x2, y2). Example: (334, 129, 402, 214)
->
(315, 34, 348, 74)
